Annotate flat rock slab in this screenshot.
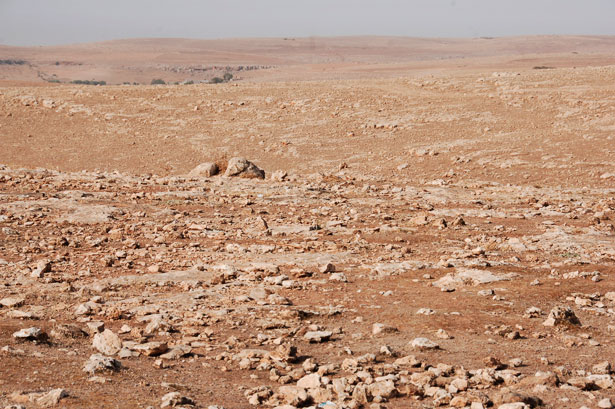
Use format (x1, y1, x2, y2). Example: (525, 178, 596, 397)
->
(304, 331, 332, 343)
(99, 269, 214, 287)
(434, 268, 519, 288)
(130, 341, 168, 356)
(0, 296, 25, 308)
(13, 327, 47, 341)
(2, 198, 118, 224)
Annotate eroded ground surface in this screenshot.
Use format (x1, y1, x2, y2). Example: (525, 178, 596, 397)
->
(1, 64, 615, 409)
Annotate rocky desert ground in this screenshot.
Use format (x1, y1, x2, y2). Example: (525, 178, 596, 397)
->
(1, 36, 615, 409)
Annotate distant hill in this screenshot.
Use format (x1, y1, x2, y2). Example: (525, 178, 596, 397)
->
(1, 35, 614, 84)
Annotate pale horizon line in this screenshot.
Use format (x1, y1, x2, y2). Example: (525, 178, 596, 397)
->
(3, 33, 615, 48)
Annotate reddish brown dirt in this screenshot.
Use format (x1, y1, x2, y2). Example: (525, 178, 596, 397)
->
(1, 37, 615, 409)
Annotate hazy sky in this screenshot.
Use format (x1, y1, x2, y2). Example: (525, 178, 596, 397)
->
(1, 0, 615, 46)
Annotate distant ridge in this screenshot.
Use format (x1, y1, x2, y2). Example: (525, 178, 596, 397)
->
(1, 35, 614, 84)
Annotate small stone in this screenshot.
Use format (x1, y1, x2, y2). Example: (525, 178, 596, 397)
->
(329, 272, 347, 282)
(160, 345, 192, 360)
(524, 307, 542, 318)
(119, 324, 132, 334)
(302, 358, 317, 372)
(450, 378, 468, 392)
(497, 404, 529, 409)
(249, 286, 271, 301)
(31, 260, 51, 278)
(132, 341, 168, 356)
(432, 388, 452, 405)
(271, 170, 288, 182)
(509, 358, 524, 367)
(12, 327, 47, 342)
(51, 324, 88, 340)
(598, 398, 613, 409)
(452, 216, 466, 226)
(74, 303, 94, 316)
(542, 306, 581, 326)
(435, 329, 452, 339)
(450, 396, 469, 407)
(379, 345, 393, 356)
(593, 361, 612, 375)
(372, 323, 398, 335)
(394, 355, 420, 367)
(86, 321, 105, 334)
(297, 373, 321, 389)
(587, 374, 614, 389)
(160, 392, 194, 408)
(484, 356, 505, 369)
(6, 310, 35, 319)
(367, 380, 396, 399)
(277, 386, 308, 406)
(304, 331, 332, 343)
(148, 264, 162, 273)
(83, 353, 121, 374)
(410, 337, 439, 350)
(566, 376, 592, 389)
(522, 371, 558, 387)
(92, 329, 123, 356)
(118, 347, 139, 358)
(319, 263, 336, 273)
(36, 389, 68, 408)
(0, 297, 25, 308)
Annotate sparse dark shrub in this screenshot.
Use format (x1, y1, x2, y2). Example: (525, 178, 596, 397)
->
(210, 77, 224, 84)
(151, 78, 166, 85)
(223, 72, 233, 82)
(70, 79, 106, 85)
(0, 59, 27, 65)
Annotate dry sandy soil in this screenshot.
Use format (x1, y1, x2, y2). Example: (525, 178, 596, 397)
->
(1, 36, 615, 409)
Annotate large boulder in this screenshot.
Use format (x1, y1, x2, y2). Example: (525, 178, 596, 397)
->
(224, 157, 265, 179)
